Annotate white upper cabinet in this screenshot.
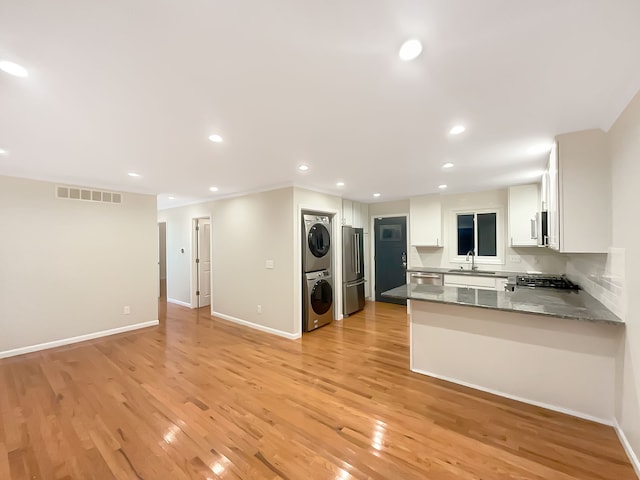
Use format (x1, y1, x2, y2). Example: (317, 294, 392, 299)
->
(547, 129, 611, 253)
(508, 184, 540, 247)
(410, 195, 442, 247)
(342, 199, 353, 226)
(342, 199, 368, 230)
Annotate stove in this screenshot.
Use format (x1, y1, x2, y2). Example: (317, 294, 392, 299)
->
(515, 274, 580, 290)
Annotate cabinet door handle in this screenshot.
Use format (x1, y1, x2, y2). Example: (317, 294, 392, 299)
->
(530, 218, 537, 239)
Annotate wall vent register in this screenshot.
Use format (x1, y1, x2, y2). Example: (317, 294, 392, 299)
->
(56, 185, 122, 204)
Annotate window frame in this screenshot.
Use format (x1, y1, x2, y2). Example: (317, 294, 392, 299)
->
(449, 207, 505, 266)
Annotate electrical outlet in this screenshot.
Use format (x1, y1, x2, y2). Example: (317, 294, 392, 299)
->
(257, 305, 262, 314)
(265, 260, 274, 269)
(509, 255, 521, 263)
(123, 306, 130, 315)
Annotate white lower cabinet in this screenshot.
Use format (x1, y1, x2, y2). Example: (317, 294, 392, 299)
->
(444, 274, 507, 291)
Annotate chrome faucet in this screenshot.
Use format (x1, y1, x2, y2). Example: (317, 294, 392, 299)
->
(466, 250, 477, 271)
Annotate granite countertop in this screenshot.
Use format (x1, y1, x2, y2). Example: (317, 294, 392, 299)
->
(382, 284, 623, 325)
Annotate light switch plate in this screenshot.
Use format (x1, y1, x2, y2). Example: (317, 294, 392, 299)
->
(509, 255, 521, 263)
(265, 260, 274, 269)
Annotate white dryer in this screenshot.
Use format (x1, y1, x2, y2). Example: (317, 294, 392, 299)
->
(303, 214, 331, 273)
(303, 269, 334, 332)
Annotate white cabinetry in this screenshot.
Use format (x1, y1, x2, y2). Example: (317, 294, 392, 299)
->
(443, 274, 506, 291)
(342, 199, 369, 231)
(410, 195, 442, 247)
(546, 129, 611, 253)
(342, 199, 353, 226)
(508, 184, 539, 247)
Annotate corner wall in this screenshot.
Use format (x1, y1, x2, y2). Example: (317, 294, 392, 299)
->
(609, 89, 640, 471)
(0, 175, 158, 356)
(159, 188, 297, 336)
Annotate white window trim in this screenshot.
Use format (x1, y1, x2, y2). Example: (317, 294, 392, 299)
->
(449, 207, 505, 266)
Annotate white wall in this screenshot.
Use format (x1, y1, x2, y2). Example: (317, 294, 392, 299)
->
(410, 189, 567, 274)
(0, 175, 158, 356)
(369, 199, 410, 217)
(609, 88, 640, 469)
(159, 188, 297, 335)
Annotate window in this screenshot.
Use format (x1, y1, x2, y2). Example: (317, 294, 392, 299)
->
(450, 208, 503, 265)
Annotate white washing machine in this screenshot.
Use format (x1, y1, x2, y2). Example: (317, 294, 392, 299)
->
(303, 269, 334, 332)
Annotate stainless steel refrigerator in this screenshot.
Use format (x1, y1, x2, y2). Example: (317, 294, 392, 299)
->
(342, 226, 365, 316)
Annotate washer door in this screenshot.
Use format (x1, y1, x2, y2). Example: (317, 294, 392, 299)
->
(310, 279, 333, 315)
(308, 223, 331, 258)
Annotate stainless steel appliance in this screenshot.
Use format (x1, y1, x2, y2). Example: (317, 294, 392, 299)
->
(537, 211, 549, 246)
(515, 274, 579, 290)
(342, 226, 365, 316)
(409, 272, 443, 286)
(303, 269, 334, 331)
(303, 214, 332, 273)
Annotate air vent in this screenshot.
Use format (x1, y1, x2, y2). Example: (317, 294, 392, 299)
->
(56, 185, 122, 204)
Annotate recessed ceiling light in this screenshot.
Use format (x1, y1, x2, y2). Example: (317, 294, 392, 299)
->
(528, 143, 553, 155)
(438, 184, 448, 189)
(0, 61, 28, 78)
(449, 125, 466, 135)
(298, 164, 309, 172)
(336, 181, 345, 187)
(127, 172, 141, 177)
(398, 39, 422, 61)
(208, 134, 223, 143)
(168, 196, 176, 200)
(373, 193, 381, 197)
(0, 148, 8, 156)
(209, 186, 219, 192)
(442, 162, 454, 169)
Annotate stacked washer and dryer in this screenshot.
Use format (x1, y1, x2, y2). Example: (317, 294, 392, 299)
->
(302, 213, 334, 332)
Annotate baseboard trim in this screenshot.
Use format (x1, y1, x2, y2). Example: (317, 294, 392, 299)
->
(211, 311, 301, 340)
(167, 298, 192, 308)
(411, 367, 613, 426)
(0, 320, 160, 359)
(615, 420, 640, 479)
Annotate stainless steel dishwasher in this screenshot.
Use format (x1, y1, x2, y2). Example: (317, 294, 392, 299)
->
(409, 272, 443, 286)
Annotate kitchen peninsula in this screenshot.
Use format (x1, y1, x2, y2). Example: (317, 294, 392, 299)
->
(384, 280, 624, 424)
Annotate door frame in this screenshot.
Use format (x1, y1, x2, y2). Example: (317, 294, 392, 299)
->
(190, 216, 212, 309)
(158, 221, 167, 299)
(370, 213, 410, 304)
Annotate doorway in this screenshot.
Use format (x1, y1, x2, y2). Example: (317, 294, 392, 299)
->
(374, 216, 407, 305)
(158, 222, 167, 299)
(193, 218, 211, 308)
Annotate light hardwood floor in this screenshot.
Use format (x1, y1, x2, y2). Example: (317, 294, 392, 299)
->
(0, 298, 635, 479)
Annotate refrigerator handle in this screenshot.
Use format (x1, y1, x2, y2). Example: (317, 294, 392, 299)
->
(354, 233, 360, 274)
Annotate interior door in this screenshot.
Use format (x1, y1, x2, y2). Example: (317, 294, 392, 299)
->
(196, 218, 211, 308)
(374, 217, 407, 305)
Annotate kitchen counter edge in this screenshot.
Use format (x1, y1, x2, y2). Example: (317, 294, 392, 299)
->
(382, 284, 624, 326)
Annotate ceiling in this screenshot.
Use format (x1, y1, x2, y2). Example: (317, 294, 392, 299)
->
(1, 1, 640, 210)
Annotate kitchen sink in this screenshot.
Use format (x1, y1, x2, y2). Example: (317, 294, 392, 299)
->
(447, 269, 497, 275)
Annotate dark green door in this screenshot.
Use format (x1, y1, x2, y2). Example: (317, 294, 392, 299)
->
(374, 217, 407, 305)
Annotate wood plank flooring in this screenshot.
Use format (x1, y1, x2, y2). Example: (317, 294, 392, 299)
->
(0, 299, 635, 479)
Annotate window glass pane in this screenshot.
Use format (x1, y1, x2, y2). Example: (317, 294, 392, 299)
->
(477, 213, 497, 256)
(457, 214, 474, 255)
(380, 225, 401, 241)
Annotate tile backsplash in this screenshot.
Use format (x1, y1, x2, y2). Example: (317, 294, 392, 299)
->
(565, 250, 625, 318)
